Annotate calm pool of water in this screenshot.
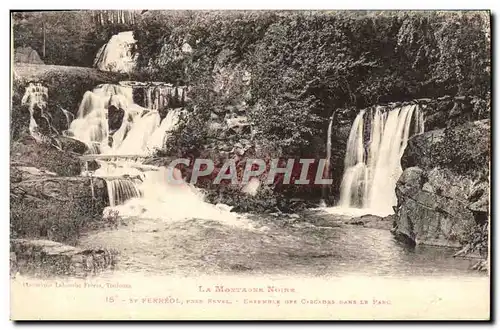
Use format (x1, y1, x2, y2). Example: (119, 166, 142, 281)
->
(78, 211, 485, 278)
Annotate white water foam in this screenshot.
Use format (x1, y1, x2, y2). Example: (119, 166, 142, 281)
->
(69, 82, 253, 229)
(94, 31, 137, 74)
(334, 105, 424, 217)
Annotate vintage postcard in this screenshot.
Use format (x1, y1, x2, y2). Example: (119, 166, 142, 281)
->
(10, 9, 491, 320)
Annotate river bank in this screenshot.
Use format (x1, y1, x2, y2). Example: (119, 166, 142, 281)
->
(10, 11, 490, 278)
(10, 64, 489, 279)
(11, 205, 485, 279)
(76, 211, 485, 277)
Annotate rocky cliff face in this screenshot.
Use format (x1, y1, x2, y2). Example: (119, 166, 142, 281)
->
(327, 95, 490, 205)
(392, 119, 490, 253)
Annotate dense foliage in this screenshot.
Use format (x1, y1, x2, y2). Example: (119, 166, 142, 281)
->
(12, 11, 136, 67)
(13, 10, 490, 156)
(132, 11, 490, 157)
(13, 10, 491, 197)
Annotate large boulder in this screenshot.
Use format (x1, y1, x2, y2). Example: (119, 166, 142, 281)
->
(401, 119, 490, 176)
(107, 105, 125, 132)
(57, 136, 89, 154)
(392, 166, 476, 247)
(392, 119, 490, 249)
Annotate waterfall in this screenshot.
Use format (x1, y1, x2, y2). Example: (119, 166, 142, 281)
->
(116, 81, 187, 110)
(106, 178, 143, 207)
(59, 107, 74, 130)
(336, 105, 424, 216)
(112, 111, 161, 155)
(142, 84, 187, 110)
(69, 84, 147, 154)
(338, 110, 366, 207)
(21, 82, 49, 140)
(69, 92, 109, 150)
(69, 83, 182, 157)
(67, 82, 247, 227)
(94, 31, 137, 74)
(113, 167, 247, 225)
(321, 113, 335, 203)
(109, 108, 180, 156)
(147, 108, 181, 152)
(76, 91, 106, 118)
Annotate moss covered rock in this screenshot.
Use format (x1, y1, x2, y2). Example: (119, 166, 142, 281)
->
(392, 119, 490, 251)
(11, 135, 82, 177)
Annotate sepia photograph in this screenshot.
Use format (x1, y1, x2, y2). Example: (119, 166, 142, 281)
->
(9, 9, 491, 320)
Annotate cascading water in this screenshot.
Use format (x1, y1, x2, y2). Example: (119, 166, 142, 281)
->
(112, 111, 161, 155)
(147, 109, 181, 152)
(92, 160, 145, 207)
(21, 82, 49, 141)
(143, 84, 187, 110)
(94, 31, 137, 73)
(105, 178, 143, 207)
(68, 83, 147, 154)
(320, 113, 335, 205)
(69, 83, 177, 202)
(335, 104, 424, 216)
(59, 107, 75, 130)
(68, 82, 248, 227)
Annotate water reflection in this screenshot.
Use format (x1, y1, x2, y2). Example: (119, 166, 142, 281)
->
(79, 213, 485, 278)
(288, 224, 483, 278)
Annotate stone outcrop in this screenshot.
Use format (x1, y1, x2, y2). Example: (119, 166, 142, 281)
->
(422, 95, 490, 131)
(392, 166, 476, 247)
(10, 239, 115, 277)
(11, 174, 108, 212)
(392, 119, 490, 250)
(10, 164, 108, 245)
(57, 136, 89, 154)
(11, 135, 83, 176)
(401, 119, 490, 176)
